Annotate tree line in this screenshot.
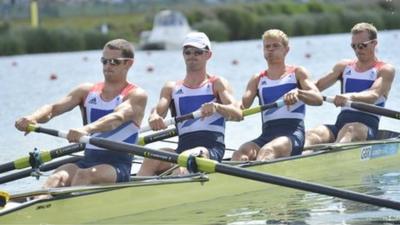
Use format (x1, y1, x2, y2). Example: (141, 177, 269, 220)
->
(1, 0, 399, 55)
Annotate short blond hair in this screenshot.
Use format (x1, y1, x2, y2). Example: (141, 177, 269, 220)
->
(351, 22, 377, 40)
(262, 29, 289, 47)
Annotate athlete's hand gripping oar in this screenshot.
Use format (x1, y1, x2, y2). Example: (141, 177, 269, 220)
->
(140, 111, 202, 133)
(0, 144, 85, 174)
(26, 125, 400, 211)
(324, 96, 400, 120)
(140, 100, 286, 133)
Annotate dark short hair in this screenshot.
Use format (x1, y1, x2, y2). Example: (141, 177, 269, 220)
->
(104, 39, 135, 58)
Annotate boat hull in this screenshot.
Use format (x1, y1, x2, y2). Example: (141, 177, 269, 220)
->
(1, 140, 400, 224)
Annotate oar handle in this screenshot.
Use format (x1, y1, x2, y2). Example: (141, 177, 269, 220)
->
(28, 124, 177, 147)
(323, 96, 400, 120)
(140, 117, 174, 133)
(140, 111, 202, 133)
(27, 124, 90, 144)
(242, 99, 285, 117)
(323, 96, 351, 107)
(140, 100, 284, 133)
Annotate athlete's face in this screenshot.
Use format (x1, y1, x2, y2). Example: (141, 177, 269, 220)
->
(263, 37, 289, 63)
(183, 46, 211, 71)
(351, 31, 377, 62)
(102, 48, 133, 82)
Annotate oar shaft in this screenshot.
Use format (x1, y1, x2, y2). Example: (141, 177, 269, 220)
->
(91, 137, 179, 163)
(214, 163, 400, 210)
(242, 100, 285, 117)
(350, 101, 400, 119)
(323, 96, 400, 120)
(0, 144, 84, 174)
(137, 128, 177, 145)
(90, 137, 400, 210)
(140, 100, 285, 133)
(0, 162, 16, 174)
(0, 128, 171, 183)
(0, 156, 82, 184)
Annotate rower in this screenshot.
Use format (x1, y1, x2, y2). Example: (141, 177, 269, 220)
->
(15, 39, 147, 188)
(232, 29, 322, 161)
(137, 32, 242, 176)
(304, 22, 395, 152)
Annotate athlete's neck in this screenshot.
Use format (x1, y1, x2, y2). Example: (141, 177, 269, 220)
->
(356, 57, 379, 71)
(101, 81, 129, 101)
(266, 63, 286, 79)
(184, 71, 208, 88)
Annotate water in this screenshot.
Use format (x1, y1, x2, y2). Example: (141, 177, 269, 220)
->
(1, 30, 400, 224)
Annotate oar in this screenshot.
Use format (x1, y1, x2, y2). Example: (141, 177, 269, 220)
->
(241, 100, 285, 117)
(324, 96, 400, 120)
(140, 111, 202, 133)
(0, 128, 177, 184)
(0, 144, 85, 174)
(0, 128, 176, 174)
(0, 156, 82, 184)
(26, 125, 400, 211)
(140, 100, 286, 133)
(137, 128, 177, 145)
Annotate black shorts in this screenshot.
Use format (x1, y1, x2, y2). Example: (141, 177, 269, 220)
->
(75, 149, 132, 182)
(326, 110, 379, 140)
(177, 131, 225, 162)
(252, 119, 305, 156)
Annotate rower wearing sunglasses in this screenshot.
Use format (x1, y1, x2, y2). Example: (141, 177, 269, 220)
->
(304, 22, 395, 150)
(15, 39, 147, 190)
(138, 32, 242, 176)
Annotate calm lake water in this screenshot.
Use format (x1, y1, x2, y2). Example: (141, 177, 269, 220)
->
(0, 30, 400, 224)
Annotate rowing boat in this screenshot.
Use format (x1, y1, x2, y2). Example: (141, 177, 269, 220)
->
(1, 130, 399, 224)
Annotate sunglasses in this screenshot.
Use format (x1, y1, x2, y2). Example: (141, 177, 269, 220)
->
(351, 39, 376, 50)
(183, 49, 208, 56)
(100, 57, 131, 66)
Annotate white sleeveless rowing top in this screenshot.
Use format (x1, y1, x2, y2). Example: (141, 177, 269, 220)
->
(171, 76, 225, 135)
(83, 82, 139, 151)
(341, 60, 386, 117)
(257, 66, 305, 123)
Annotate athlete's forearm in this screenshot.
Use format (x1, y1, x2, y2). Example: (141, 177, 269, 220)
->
(29, 104, 55, 123)
(84, 112, 127, 134)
